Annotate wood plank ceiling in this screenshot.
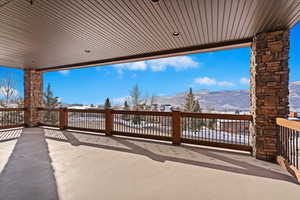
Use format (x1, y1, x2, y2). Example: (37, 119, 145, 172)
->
(0, 0, 299, 71)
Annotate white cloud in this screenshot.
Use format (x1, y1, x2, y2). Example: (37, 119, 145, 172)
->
(194, 77, 235, 87)
(58, 70, 70, 75)
(148, 56, 199, 72)
(240, 77, 250, 85)
(115, 61, 147, 71)
(113, 56, 199, 73)
(194, 77, 217, 86)
(0, 87, 18, 97)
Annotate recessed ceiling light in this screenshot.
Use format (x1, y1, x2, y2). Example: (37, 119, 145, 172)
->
(151, 0, 159, 3)
(173, 32, 180, 37)
(84, 50, 91, 53)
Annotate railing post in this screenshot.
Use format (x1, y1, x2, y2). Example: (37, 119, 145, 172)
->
(172, 111, 181, 145)
(105, 109, 113, 136)
(59, 108, 68, 130)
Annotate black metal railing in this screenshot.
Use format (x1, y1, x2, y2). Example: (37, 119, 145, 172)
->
(181, 113, 251, 145)
(0, 108, 25, 129)
(112, 110, 172, 141)
(180, 112, 252, 151)
(67, 109, 106, 132)
(38, 108, 60, 127)
(277, 118, 300, 169)
(36, 108, 253, 152)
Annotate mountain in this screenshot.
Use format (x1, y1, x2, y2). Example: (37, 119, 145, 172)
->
(289, 81, 300, 112)
(154, 81, 300, 112)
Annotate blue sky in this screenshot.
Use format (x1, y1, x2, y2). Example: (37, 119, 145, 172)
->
(1, 22, 299, 105)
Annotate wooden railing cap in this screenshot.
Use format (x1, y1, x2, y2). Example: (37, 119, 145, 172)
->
(276, 118, 300, 132)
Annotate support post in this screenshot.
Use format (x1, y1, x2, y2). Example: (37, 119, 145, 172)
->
(24, 69, 43, 127)
(250, 30, 290, 162)
(172, 111, 181, 145)
(105, 109, 113, 136)
(59, 108, 68, 130)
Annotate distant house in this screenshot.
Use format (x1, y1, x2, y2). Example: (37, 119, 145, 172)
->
(68, 105, 91, 109)
(289, 112, 300, 121)
(160, 104, 172, 112)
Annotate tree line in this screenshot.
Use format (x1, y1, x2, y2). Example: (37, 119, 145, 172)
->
(104, 84, 202, 113)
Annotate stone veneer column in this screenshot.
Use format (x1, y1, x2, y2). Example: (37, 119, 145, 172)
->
(24, 69, 43, 127)
(250, 30, 290, 161)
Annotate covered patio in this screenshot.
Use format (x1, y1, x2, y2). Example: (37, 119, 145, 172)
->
(1, 127, 300, 200)
(0, 0, 300, 199)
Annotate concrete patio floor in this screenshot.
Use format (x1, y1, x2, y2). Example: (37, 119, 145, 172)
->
(0, 128, 299, 200)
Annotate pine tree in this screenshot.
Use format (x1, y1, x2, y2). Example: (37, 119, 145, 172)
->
(123, 100, 129, 110)
(183, 88, 203, 131)
(44, 83, 59, 108)
(194, 100, 201, 113)
(122, 100, 130, 120)
(104, 98, 111, 109)
(183, 88, 201, 112)
(43, 83, 60, 124)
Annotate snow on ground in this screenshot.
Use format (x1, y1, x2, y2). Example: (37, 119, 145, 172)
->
(66, 117, 251, 145)
(182, 127, 250, 145)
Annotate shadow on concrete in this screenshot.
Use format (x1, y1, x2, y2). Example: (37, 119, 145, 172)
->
(43, 128, 298, 184)
(0, 128, 22, 143)
(0, 128, 59, 200)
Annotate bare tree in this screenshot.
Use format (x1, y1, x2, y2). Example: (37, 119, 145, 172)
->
(129, 84, 142, 124)
(0, 72, 18, 107)
(150, 94, 156, 106)
(130, 84, 141, 110)
(143, 91, 149, 106)
(12, 96, 24, 108)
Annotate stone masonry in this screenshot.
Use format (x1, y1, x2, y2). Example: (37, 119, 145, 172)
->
(24, 69, 43, 127)
(250, 30, 289, 161)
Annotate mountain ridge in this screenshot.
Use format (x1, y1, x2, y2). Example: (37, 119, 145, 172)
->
(154, 81, 300, 112)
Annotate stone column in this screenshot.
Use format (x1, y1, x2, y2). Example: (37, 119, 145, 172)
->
(250, 30, 290, 162)
(24, 69, 43, 127)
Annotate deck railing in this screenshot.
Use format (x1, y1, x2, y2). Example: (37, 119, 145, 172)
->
(37, 108, 253, 152)
(67, 109, 106, 132)
(181, 112, 252, 151)
(38, 108, 60, 127)
(276, 118, 300, 170)
(112, 110, 173, 141)
(0, 108, 25, 129)
(276, 118, 300, 182)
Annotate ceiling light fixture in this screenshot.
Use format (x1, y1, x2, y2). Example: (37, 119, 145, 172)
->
(151, 0, 159, 3)
(26, 0, 36, 5)
(173, 32, 180, 37)
(84, 50, 91, 53)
